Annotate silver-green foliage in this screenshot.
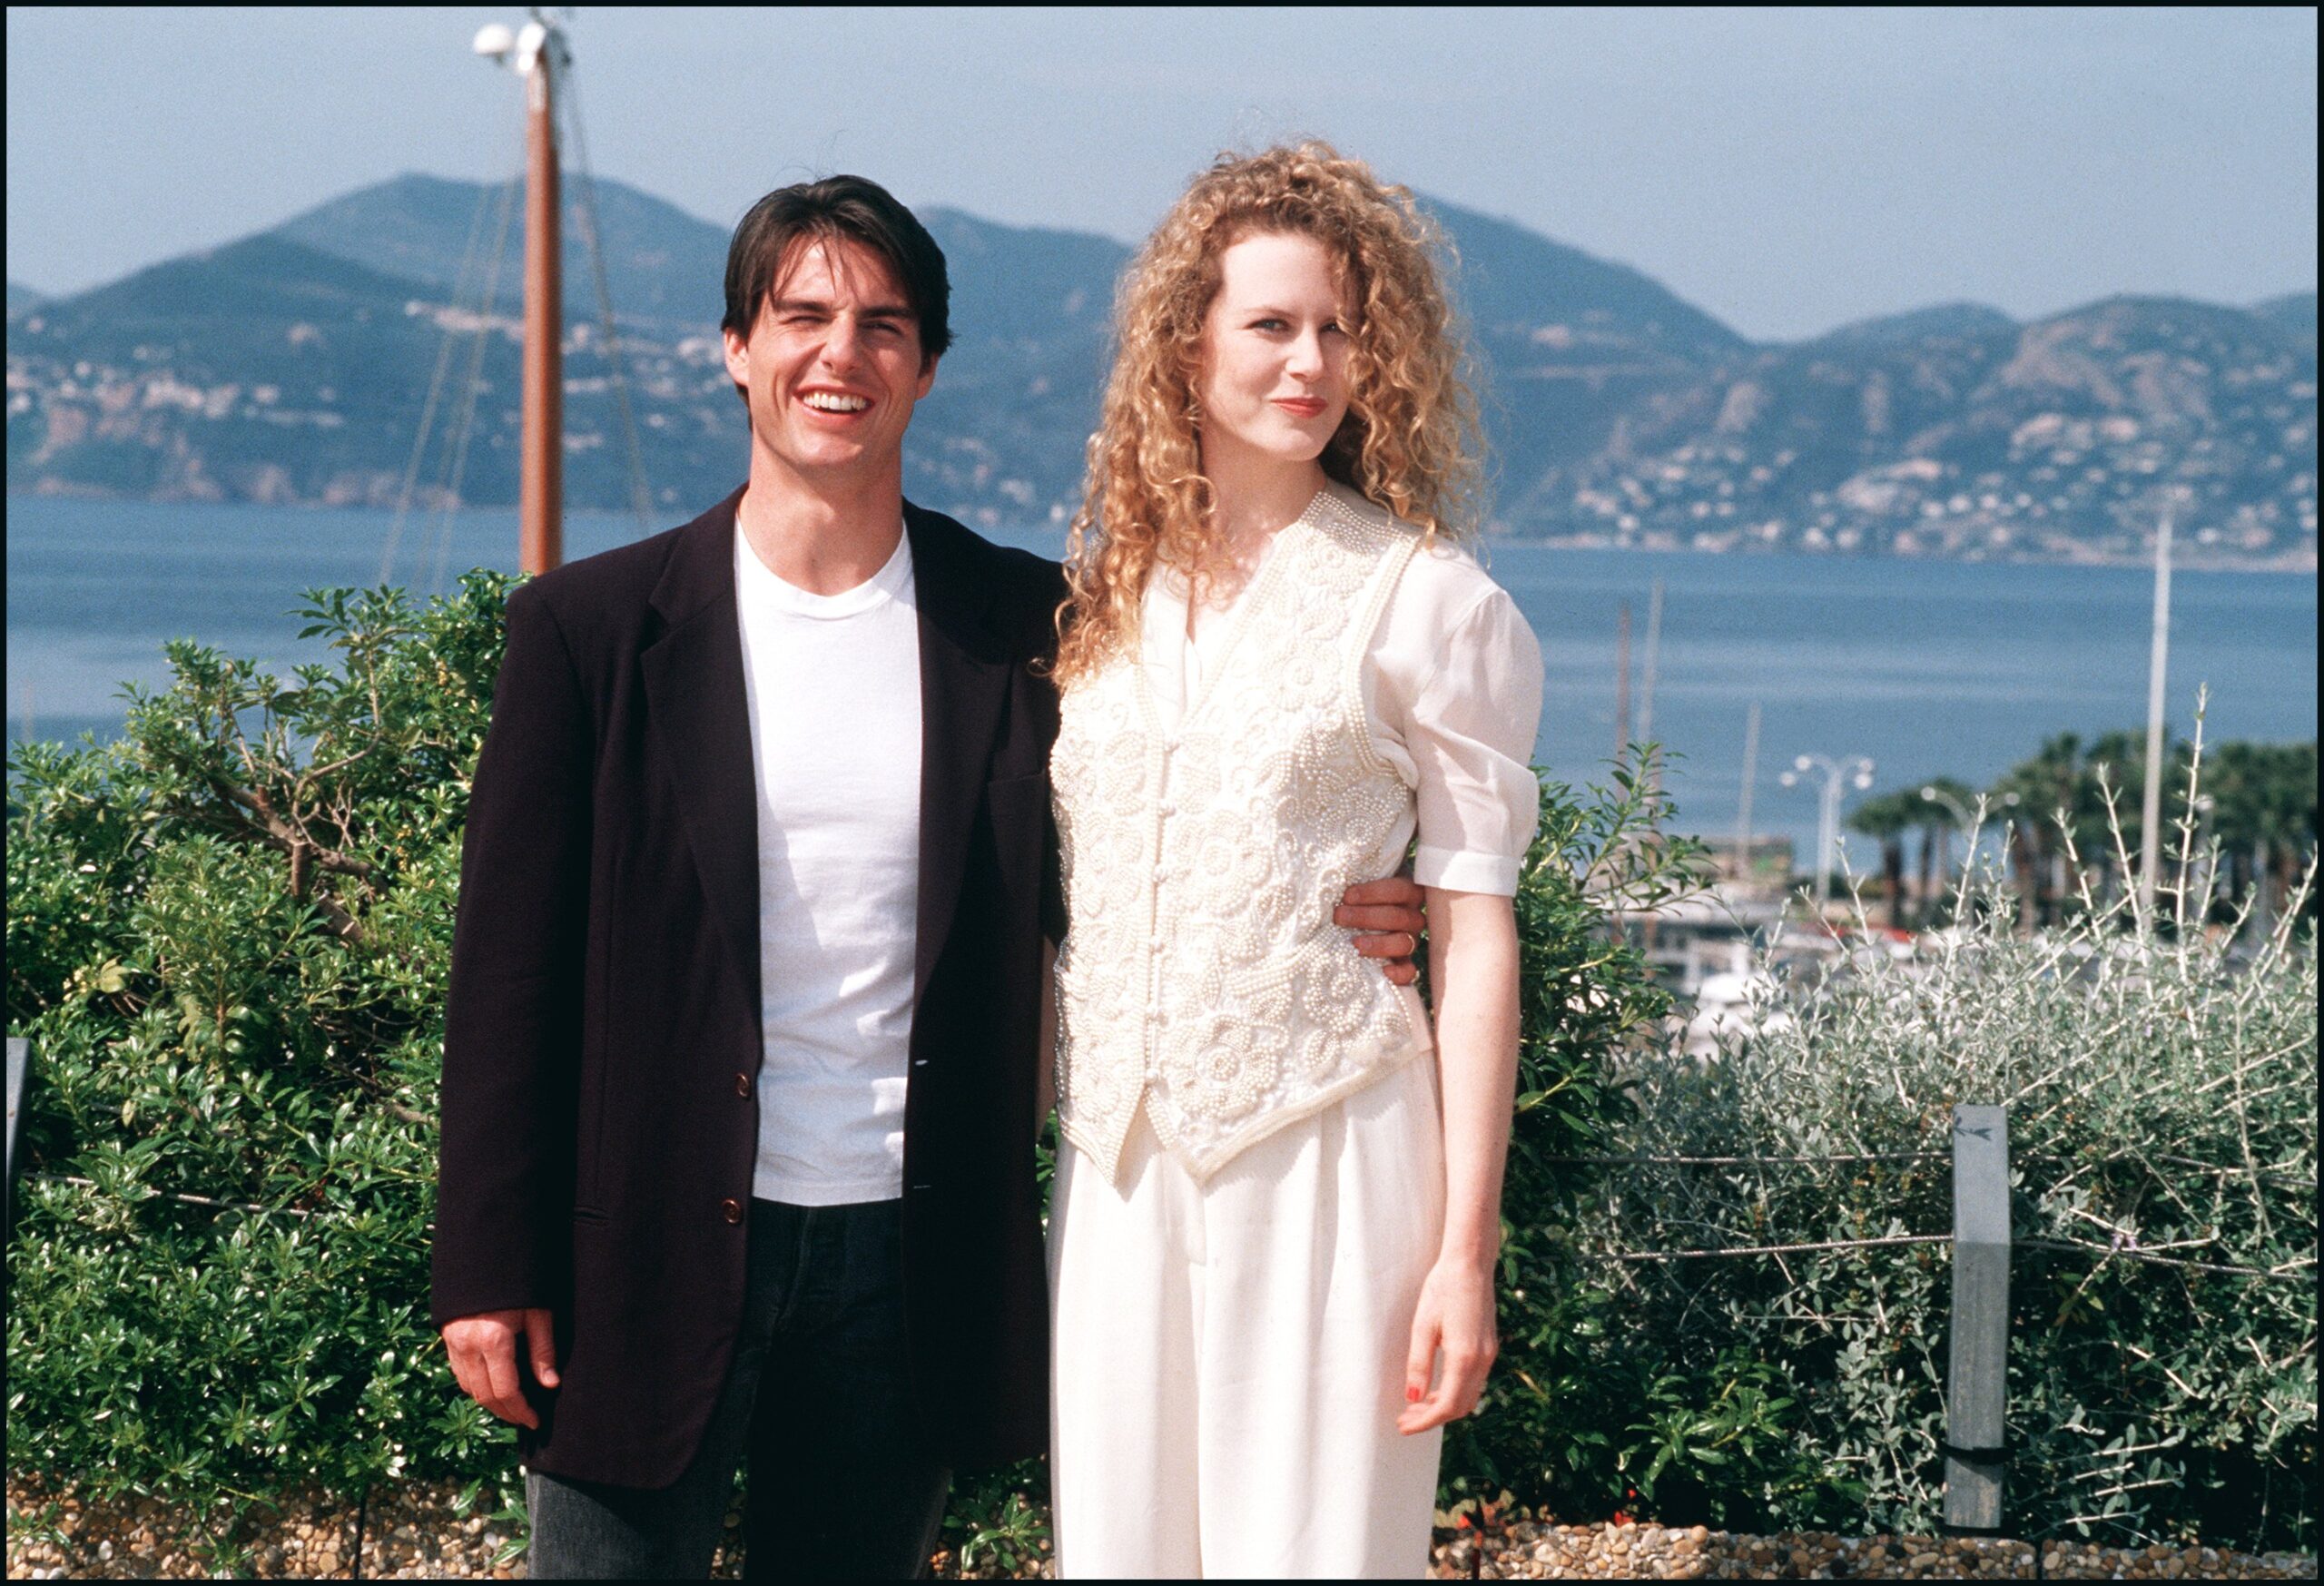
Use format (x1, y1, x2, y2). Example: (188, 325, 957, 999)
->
(1590, 754, 2317, 1551)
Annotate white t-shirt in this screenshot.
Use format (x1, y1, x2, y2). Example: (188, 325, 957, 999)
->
(733, 523, 921, 1205)
(1142, 507, 1544, 896)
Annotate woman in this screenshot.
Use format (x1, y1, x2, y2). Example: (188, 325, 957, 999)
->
(1045, 143, 1544, 1579)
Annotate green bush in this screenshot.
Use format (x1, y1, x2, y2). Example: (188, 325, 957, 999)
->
(6, 578, 515, 1570)
(3, 577, 1692, 1566)
(1440, 758, 1714, 1507)
(10, 579, 2315, 1561)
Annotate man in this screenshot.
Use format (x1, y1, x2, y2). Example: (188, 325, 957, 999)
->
(430, 175, 1426, 1580)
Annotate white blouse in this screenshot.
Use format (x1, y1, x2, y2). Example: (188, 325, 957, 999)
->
(1140, 502, 1546, 896)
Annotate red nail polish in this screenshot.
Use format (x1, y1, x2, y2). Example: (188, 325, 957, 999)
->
(1406, 1386, 1422, 1403)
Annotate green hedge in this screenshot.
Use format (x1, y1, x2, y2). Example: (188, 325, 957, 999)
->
(3, 575, 1689, 1566)
(9, 576, 2315, 1566)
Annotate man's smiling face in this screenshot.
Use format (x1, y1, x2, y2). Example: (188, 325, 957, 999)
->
(722, 235, 938, 488)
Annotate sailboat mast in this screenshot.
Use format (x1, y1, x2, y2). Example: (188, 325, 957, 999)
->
(1613, 601, 1631, 765)
(519, 17, 563, 575)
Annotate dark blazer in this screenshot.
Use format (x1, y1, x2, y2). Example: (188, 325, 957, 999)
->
(430, 488, 1063, 1489)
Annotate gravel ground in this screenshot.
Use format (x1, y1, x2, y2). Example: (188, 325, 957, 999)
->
(8, 1477, 2317, 1580)
(1432, 1519, 2316, 1579)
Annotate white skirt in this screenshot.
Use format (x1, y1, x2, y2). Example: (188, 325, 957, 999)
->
(1048, 1052, 1448, 1579)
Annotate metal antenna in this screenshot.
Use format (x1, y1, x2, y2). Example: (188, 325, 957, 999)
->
(1735, 700, 1760, 880)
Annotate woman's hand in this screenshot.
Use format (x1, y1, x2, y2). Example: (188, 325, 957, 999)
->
(1397, 1252, 1498, 1434)
(1402, 888, 1517, 1434)
(1336, 874, 1427, 984)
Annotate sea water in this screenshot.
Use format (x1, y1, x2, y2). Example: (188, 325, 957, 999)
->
(7, 495, 2316, 862)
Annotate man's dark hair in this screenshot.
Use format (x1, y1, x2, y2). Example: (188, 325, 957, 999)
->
(721, 174, 952, 361)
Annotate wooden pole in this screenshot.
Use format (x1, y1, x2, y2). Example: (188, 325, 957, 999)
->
(519, 27, 563, 576)
(1945, 1103, 2010, 1534)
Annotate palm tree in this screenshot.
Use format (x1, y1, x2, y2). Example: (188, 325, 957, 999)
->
(1912, 776, 1978, 925)
(2206, 740, 2319, 928)
(1983, 730, 2308, 933)
(1990, 733, 2086, 929)
(2272, 742, 2320, 925)
(1846, 790, 1919, 930)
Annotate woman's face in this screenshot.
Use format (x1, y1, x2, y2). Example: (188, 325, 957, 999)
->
(1194, 231, 1354, 470)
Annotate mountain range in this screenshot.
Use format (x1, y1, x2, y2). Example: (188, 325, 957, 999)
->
(7, 172, 2315, 566)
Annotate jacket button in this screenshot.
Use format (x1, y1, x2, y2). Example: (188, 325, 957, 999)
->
(734, 1072, 752, 1098)
(720, 1198, 744, 1225)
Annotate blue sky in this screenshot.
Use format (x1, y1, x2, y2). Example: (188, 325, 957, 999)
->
(5, 5, 2315, 340)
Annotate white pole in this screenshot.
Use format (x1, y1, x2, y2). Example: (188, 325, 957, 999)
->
(1636, 578, 1665, 795)
(1818, 774, 1840, 906)
(2138, 502, 2174, 925)
(1786, 753, 1872, 912)
(1637, 577, 1664, 742)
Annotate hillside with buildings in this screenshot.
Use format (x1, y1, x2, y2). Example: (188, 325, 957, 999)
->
(6, 172, 2314, 566)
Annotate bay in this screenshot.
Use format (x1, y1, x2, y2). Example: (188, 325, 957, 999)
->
(7, 494, 2316, 862)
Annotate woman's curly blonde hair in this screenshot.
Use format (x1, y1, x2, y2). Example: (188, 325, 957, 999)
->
(1050, 141, 1483, 688)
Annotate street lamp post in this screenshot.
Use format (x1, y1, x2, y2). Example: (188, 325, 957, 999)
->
(1918, 785, 1974, 907)
(1918, 784, 2018, 888)
(1919, 784, 1975, 829)
(1782, 754, 1875, 906)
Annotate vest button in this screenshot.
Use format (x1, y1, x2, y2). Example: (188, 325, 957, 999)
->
(720, 1198, 744, 1225)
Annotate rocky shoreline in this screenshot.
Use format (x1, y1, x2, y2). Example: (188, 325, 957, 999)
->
(8, 1477, 2315, 1581)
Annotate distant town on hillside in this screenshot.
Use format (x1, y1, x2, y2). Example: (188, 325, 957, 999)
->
(7, 172, 2316, 568)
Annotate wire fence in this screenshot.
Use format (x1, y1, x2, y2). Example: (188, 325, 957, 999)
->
(1591, 1231, 1953, 1261)
(22, 1157, 2309, 1278)
(1539, 1151, 1951, 1165)
(1532, 1147, 2314, 1280)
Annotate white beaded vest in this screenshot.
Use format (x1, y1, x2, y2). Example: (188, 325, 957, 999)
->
(1051, 485, 1433, 1184)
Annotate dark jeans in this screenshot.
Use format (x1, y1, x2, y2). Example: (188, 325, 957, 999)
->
(527, 1198, 951, 1580)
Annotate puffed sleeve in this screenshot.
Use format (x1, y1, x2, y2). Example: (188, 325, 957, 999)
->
(1398, 584, 1544, 895)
